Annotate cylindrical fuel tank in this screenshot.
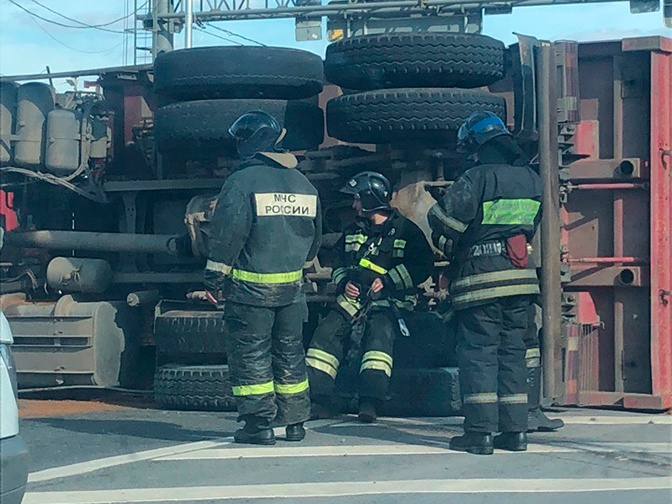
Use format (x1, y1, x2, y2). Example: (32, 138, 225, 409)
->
(90, 117, 108, 159)
(46, 108, 81, 174)
(0, 82, 19, 164)
(15, 82, 55, 167)
(46, 257, 113, 293)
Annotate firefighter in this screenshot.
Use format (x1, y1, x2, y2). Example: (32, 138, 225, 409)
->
(306, 171, 433, 423)
(426, 111, 542, 454)
(525, 304, 565, 432)
(204, 111, 322, 445)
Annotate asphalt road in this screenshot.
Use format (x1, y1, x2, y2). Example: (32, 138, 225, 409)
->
(17, 402, 672, 504)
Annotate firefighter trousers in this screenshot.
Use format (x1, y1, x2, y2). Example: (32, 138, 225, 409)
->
(224, 300, 310, 426)
(306, 307, 397, 403)
(456, 295, 531, 433)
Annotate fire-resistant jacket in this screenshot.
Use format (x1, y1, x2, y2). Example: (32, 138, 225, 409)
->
(428, 162, 543, 310)
(206, 152, 322, 307)
(331, 210, 433, 318)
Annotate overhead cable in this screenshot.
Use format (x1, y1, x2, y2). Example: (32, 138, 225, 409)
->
(207, 23, 266, 46)
(194, 26, 242, 45)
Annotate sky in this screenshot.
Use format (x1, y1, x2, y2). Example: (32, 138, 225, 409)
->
(0, 0, 669, 89)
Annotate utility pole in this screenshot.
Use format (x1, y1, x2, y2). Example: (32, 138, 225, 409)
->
(185, 0, 194, 48)
(152, 0, 174, 61)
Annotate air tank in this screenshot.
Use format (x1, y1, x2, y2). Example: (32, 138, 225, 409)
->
(0, 82, 19, 164)
(46, 108, 81, 174)
(90, 117, 108, 160)
(15, 82, 55, 167)
(46, 257, 113, 294)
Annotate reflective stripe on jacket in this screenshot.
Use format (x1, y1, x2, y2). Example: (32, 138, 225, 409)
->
(427, 162, 543, 310)
(207, 153, 322, 307)
(332, 211, 433, 315)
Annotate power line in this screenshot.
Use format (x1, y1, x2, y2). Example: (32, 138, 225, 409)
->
(7, 0, 119, 33)
(11, 0, 148, 34)
(19, 8, 127, 55)
(28, 0, 149, 29)
(207, 23, 266, 46)
(193, 26, 242, 45)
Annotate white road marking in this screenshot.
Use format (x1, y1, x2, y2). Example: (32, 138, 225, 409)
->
(27, 418, 342, 483)
(22, 477, 672, 503)
(156, 442, 672, 461)
(330, 415, 672, 428)
(27, 439, 231, 484)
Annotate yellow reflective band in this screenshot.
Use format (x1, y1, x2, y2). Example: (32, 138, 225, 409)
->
(306, 348, 340, 369)
(360, 360, 392, 377)
(452, 284, 541, 305)
(393, 239, 406, 249)
(362, 350, 393, 367)
(482, 199, 541, 226)
(525, 348, 541, 359)
(429, 204, 468, 233)
(332, 267, 349, 285)
(232, 381, 275, 397)
(206, 260, 232, 275)
(498, 393, 529, 405)
(359, 258, 387, 275)
(337, 294, 362, 317)
(306, 358, 338, 379)
(387, 268, 405, 290)
(371, 297, 416, 310)
(232, 269, 302, 284)
(345, 243, 363, 252)
(526, 357, 541, 368)
(394, 264, 414, 289)
(345, 234, 368, 244)
(452, 269, 538, 290)
(275, 379, 309, 395)
(463, 392, 498, 404)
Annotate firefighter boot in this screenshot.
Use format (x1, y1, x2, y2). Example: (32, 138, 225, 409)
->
(285, 423, 306, 442)
(494, 432, 528, 452)
(234, 416, 276, 445)
(310, 395, 337, 420)
(527, 366, 564, 432)
(449, 432, 494, 455)
(358, 397, 382, 423)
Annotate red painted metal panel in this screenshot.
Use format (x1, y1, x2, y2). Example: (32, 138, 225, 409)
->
(649, 48, 672, 409)
(561, 37, 672, 410)
(0, 190, 18, 231)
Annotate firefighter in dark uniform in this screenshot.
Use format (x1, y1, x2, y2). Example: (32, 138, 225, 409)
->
(306, 171, 433, 423)
(526, 304, 565, 432)
(426, 112, 542, 454)
(204, 111, 322, 445)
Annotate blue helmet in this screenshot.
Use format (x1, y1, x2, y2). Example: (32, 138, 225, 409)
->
(456, 111, 511, 155)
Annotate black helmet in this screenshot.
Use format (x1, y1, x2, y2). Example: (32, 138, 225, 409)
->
(340, 171, 392, 212)
(228, 111, 285, 158)
(456, 111, 511, 155)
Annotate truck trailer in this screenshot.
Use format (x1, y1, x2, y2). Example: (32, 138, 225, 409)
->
(0, 0, 670, 414)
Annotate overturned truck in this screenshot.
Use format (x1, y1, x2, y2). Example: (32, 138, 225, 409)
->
(0, 24, 670, 413)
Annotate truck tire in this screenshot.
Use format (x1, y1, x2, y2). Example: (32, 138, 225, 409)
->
(381, 367, 462, 417)
(336, 367, 462, 417)
(155, 99, 324, 153)
(154, 46, 324, 101)
(325, 33, 505, 90)
(154, 364, 236, 411)
(327, 88, 506, 144)
(393, 312, 457, 369)
(154, 310, 227, 365)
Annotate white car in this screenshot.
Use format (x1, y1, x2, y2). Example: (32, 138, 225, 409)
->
(1, 310, 29, 504)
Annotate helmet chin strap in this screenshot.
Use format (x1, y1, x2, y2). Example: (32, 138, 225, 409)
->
(275, 128, 287, 146)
